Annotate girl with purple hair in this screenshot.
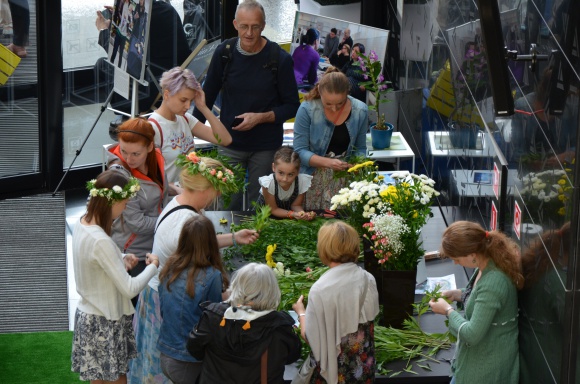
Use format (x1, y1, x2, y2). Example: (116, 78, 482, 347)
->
(149, 67, 232, 196)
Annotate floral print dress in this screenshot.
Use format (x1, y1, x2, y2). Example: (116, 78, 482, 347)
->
(310, 321, 376, 384)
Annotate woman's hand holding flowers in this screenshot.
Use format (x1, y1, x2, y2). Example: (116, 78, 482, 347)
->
(442, 289, 462, 303)
(429, 297, 453, 315)
(235, 229, 260, 245)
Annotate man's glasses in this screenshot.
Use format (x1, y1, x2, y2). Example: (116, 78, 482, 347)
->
(238, 24, 262, 33)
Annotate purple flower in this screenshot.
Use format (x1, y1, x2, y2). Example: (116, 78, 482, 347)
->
(378, 73, 384, 83)
(369, 50, 379, 62)
(363, 74, 369, 80)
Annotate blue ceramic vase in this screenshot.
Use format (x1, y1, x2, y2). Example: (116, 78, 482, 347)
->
(370, 122, 394, 149)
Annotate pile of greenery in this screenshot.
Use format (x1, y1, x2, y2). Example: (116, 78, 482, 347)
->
(375, 286, 454, 376)
(375, 317, 452, 377)
(222, 214, 326, 272)
(274, 264, 328, 311)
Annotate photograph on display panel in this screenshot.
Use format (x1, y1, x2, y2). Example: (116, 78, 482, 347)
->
(106, 0, 153, 82)
(290, 11, 389, 92)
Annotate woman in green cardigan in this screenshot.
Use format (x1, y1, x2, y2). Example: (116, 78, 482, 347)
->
(429, 221, 523, 384)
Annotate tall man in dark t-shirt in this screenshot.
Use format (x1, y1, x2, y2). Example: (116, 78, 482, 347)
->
(193, 0, 299, 210)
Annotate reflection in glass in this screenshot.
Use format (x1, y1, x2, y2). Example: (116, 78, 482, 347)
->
(0, 0, 39, 179)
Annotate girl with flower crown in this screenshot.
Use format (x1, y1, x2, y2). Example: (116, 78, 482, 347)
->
(107, 118, 169, 299)
(129, 153, 259, 384)
(71, 169, 160, 383)
(148, 67, 233, 196)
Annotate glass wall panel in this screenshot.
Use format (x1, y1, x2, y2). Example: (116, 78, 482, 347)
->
(0, 0, 39, 179)
(411, 0, 579, 382)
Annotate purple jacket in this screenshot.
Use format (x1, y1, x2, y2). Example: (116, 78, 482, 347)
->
(292, 45, 320, 85)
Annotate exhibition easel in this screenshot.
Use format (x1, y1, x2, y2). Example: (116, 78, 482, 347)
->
(52, 38, 210, 196)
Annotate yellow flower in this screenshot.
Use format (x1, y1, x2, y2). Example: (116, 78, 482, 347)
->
(265, 244, 277, 267)
(347, 161, 375, 173)
(558, 207, 566, 216)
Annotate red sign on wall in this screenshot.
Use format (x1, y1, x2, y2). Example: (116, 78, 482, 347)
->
(513, 201, 521, 240)
(490, 201, 497, 231)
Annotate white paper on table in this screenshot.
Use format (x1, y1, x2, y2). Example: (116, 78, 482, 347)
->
(415, 274, 457, 294)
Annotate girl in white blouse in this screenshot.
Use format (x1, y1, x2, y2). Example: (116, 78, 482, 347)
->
(257, 146, 316, 220)
(71, 169, 160, 383)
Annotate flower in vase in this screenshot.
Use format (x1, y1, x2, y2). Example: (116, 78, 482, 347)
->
(376, 171, 440, 270)
(363, 213, 409, 267)
(330, 180, 386, 232)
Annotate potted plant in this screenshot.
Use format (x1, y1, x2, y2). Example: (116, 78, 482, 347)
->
(354, 50, 394, 149)
(370, 113, 394, 149)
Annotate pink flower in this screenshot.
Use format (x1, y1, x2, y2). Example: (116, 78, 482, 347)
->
(306, 267, 312, 272)
(210, 169, 217, 176)
(222, 177, 227, 182)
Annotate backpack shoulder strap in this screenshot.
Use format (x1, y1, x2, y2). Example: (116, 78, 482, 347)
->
(263, 41, 280, 87)
(155, 204, 197, 233)
(221, 37, 238, 87)
(148, 117, 163, 147)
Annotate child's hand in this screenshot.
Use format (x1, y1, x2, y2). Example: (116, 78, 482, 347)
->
(302, 211, 316, 221)
(295, 211, 316, 221)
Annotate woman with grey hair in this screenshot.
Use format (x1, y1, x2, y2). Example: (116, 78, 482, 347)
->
(187, 263, 301, 383)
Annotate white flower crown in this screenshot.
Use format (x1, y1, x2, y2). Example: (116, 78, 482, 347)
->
(86, 177, 141, 204)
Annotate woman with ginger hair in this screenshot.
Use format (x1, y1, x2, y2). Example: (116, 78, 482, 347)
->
(107, 117, 168, 284)
(429, 221, 523, 384)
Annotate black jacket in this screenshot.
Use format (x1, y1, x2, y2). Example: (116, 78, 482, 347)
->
(187, 302, 301, 384)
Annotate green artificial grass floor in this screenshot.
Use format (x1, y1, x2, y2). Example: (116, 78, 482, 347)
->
(0, 331, 80, 383)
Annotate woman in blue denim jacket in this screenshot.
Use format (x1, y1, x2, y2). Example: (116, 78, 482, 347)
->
(293, 66, 368, 209)
(157, 215, 229, 384)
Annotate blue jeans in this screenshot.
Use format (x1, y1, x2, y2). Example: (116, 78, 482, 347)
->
(450, 375, 456, 384)
(218, 147, 278, 210)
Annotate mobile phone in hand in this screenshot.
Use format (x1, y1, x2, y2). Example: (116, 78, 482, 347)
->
(232, 117, 244, 127)
(101, 8, 112, 20)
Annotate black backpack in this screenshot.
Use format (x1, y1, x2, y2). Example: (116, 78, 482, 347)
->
(220, 37, 280, 88)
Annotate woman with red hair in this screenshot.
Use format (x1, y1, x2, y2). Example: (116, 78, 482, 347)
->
(107, 117, 169, 286)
